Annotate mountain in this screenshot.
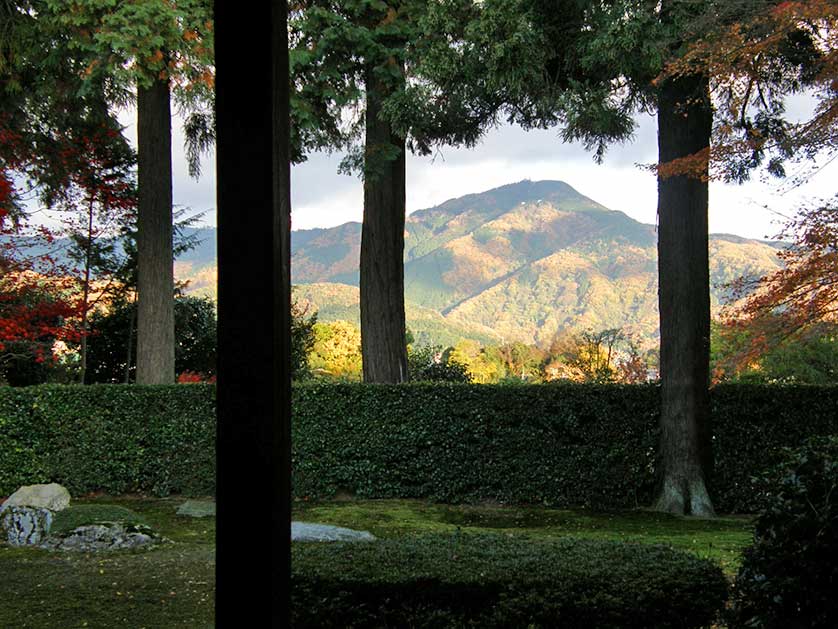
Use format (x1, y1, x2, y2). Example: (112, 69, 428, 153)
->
(176, 180, 784, 347)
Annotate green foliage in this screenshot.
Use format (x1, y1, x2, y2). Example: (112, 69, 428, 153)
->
(0, 383, 835, 512)
(728, 436, 838, 629)
(291, 297, 317, 380)
(407, 344, 470, 383)
(308, 320, 363, 380)
(0, 385, 215, 497)
(290, 0, 490, 166)
(712, 319, 838, 384)
(43, 0, 213, 96)
(85, 296, 217, 383)
(292, 533, 728, 628)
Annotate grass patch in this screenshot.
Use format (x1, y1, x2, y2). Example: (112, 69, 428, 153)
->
(293, 499, 755, 576)
(0, 496, 754, 627)
(0, 495, 215, 629)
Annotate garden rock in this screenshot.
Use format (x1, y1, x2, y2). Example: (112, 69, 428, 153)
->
(292, 522, 376, 542)
(40, 522, 166, 552)
(0, 507, 54, 546)
(177, 500, 216, 518)
(0, 483, 71, 512)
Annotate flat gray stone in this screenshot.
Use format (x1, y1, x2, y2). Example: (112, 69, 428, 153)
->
(292, 522, 375, 542)
(176, 500, 216, 518)
(172, 501, 373, 542)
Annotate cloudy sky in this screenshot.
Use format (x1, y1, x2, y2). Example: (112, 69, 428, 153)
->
(147, 102, 835, 242)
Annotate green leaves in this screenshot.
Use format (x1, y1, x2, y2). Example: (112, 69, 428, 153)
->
(43, 0, 213, 93)
(729, 436, 838, 628)
(0, 382, 835, 514)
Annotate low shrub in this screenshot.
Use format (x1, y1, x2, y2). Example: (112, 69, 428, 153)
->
(728, 436, 838, 629)
(50, 504, 147, 536)
(292, 533, 728, 628)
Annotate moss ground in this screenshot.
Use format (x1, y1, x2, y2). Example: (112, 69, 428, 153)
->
(50, 504, 149, 536)
(0, 496, 753, 628)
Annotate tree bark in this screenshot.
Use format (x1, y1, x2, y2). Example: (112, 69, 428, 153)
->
(124, 299, 135, 384)
(136, 77, 175, 384)
(360, 66, 409, 383)
(654, 70, 715, 517)
(215, 0, 292, 626)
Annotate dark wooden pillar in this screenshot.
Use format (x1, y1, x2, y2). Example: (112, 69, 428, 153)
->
(215, 1, 292, 627)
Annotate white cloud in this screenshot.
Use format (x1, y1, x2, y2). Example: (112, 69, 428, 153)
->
(121, 106, 836, 241)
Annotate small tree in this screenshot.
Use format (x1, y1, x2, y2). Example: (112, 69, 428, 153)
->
(407, 344, 470, 382)
(291, 297, 317, 380)
(85, 295, 217, 384)
(309, 320, 363, 380)
(0, 273, 82, 385)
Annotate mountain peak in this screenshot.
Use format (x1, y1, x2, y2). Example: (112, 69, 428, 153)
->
(411, 179, 602, 222)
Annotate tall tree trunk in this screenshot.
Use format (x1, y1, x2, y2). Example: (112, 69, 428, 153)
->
(360, 66, 409, 383)
(215, 0, 292, 625)
(136, 77, 175, 384)
(124, 298, 135, 384)
(654, 70, 715, 517)
(78, 198, 94, 385)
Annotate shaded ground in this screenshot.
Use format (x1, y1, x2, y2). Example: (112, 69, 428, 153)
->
(0, 496, 754, 628)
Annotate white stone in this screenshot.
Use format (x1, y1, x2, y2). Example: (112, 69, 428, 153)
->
(0, 483, 71, 512)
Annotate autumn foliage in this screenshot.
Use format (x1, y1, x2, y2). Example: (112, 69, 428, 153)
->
(655, 0, 837, 182)
(0, 272, 82, 362)
(716, 197, 838, 378)
(0, 115, 136, 376)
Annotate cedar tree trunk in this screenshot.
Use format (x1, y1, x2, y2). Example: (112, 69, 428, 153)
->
(136, 77, 175, 384)
(214, 1, 292, 626)
(360, 67, 409, 383)
(654, 71, 715, 517)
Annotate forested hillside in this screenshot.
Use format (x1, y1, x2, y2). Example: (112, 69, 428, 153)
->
(176, 180, 784, 347)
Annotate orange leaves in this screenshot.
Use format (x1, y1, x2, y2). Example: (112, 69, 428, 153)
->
(719, 199, 838, 378)
(380, 6, 398, 27)
(658, 0, 838, 184)
(653, 147, 711, 181)
(182, 29, 198, 42)
(199, 68, 214, 89)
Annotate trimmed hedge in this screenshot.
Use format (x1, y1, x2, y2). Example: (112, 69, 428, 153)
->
(0, 385, 215, 498)
(0, 383, 836, 513)
(293, 383, 659, 510)
(293, 383, 838, 513)
(292, 533, 728, 628)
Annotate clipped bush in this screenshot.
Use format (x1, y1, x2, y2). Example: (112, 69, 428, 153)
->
(711, 384, 838, 512)
(292, 382, 659, 509)
(292, 533, 728, 628)
(728, 436, 838, 629)
(0, 383, 836, 511)
(0, 384, 215, 498)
